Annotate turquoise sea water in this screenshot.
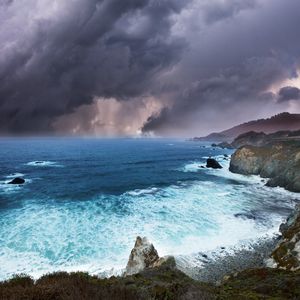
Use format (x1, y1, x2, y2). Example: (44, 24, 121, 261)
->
(0, 138, 298, 279)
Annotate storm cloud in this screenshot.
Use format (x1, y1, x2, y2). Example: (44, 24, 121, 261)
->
(0, 0, 186, 134)
(142, 0, 300, 135)
(278, 86, 300, 102)
(1, 0, 300, 136)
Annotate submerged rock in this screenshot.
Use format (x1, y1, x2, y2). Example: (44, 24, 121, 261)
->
(206, 158, 222, 169)
(8, 177, 25, 184)
(234, 213, 256, 220)
(125, 236, 175, 276)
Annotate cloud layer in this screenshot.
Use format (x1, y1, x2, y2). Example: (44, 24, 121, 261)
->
(142, 0, 300, 135)
(0, 0, 300, 136)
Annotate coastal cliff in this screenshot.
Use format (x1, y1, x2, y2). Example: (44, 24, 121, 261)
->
(229, 141, 300, 192)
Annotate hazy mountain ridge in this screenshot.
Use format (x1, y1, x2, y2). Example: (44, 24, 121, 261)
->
(193, 112, 300, 142)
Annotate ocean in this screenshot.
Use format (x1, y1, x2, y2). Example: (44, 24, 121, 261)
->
(0, 138, 298, 280)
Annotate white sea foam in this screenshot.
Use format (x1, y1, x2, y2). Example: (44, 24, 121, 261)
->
(0, 173, 298, 281)
(25, 161, 63, 167)
(5, 173, 25, 178)
(126, 187, 159, 197)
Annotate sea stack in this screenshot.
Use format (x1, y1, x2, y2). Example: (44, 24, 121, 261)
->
(125, 236, 175, 276)
(206, 158, 222, 169)
(8, 177, 25, 184)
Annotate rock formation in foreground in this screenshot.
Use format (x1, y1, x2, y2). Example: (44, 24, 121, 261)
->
(125, 236, 174, 276)
(229, 141, 300, 192)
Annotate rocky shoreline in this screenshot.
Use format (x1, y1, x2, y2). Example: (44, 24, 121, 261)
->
(1, 203, 300, 299)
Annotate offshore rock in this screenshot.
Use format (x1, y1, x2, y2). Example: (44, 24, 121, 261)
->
(8, 177, 25, 184)
(125, 236, 175, 276)
(206, 158, 222, 169)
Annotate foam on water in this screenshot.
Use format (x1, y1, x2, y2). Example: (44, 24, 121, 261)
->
(126, 187, 159, 197)
(5, 173, 25, 178)
(181, 156, 264, 185)
(0, 173, 297, 280)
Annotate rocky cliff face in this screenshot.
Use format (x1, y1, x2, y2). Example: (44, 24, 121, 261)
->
(229, 141, 300, 192)
(231, 130, 300, 148)
(266, 204, 300, 271)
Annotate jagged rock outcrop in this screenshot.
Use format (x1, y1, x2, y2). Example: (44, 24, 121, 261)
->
(229, 141, 300, 192)
(206, 158, 222, 169)
(266, 204, 300, 271)
(125, 236, 175, 276)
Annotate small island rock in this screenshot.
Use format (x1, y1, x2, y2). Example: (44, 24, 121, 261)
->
(8, 177, 25, 185)
(206, 158, 222, 169)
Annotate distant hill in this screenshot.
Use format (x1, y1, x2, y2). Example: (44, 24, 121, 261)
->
(192, 112, 300, 142)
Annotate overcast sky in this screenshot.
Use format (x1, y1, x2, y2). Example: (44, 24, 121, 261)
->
(1, 0, 300, 136)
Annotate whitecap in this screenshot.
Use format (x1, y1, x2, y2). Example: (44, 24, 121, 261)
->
(25, 161, 63, 167)
(0, 173, 298, 281)
(126, 187, 159, 197)
(5, 173, 25, 178)
(180, 161, 204, 172)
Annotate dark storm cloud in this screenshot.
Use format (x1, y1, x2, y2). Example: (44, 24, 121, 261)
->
(0, 0, 187, 133)
(278, 86, 300, 102)
(142, 0, 300, 135)
(142, 56, 284, 133)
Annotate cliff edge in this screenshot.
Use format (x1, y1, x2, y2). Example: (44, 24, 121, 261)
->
(229, 141, 300, 192)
